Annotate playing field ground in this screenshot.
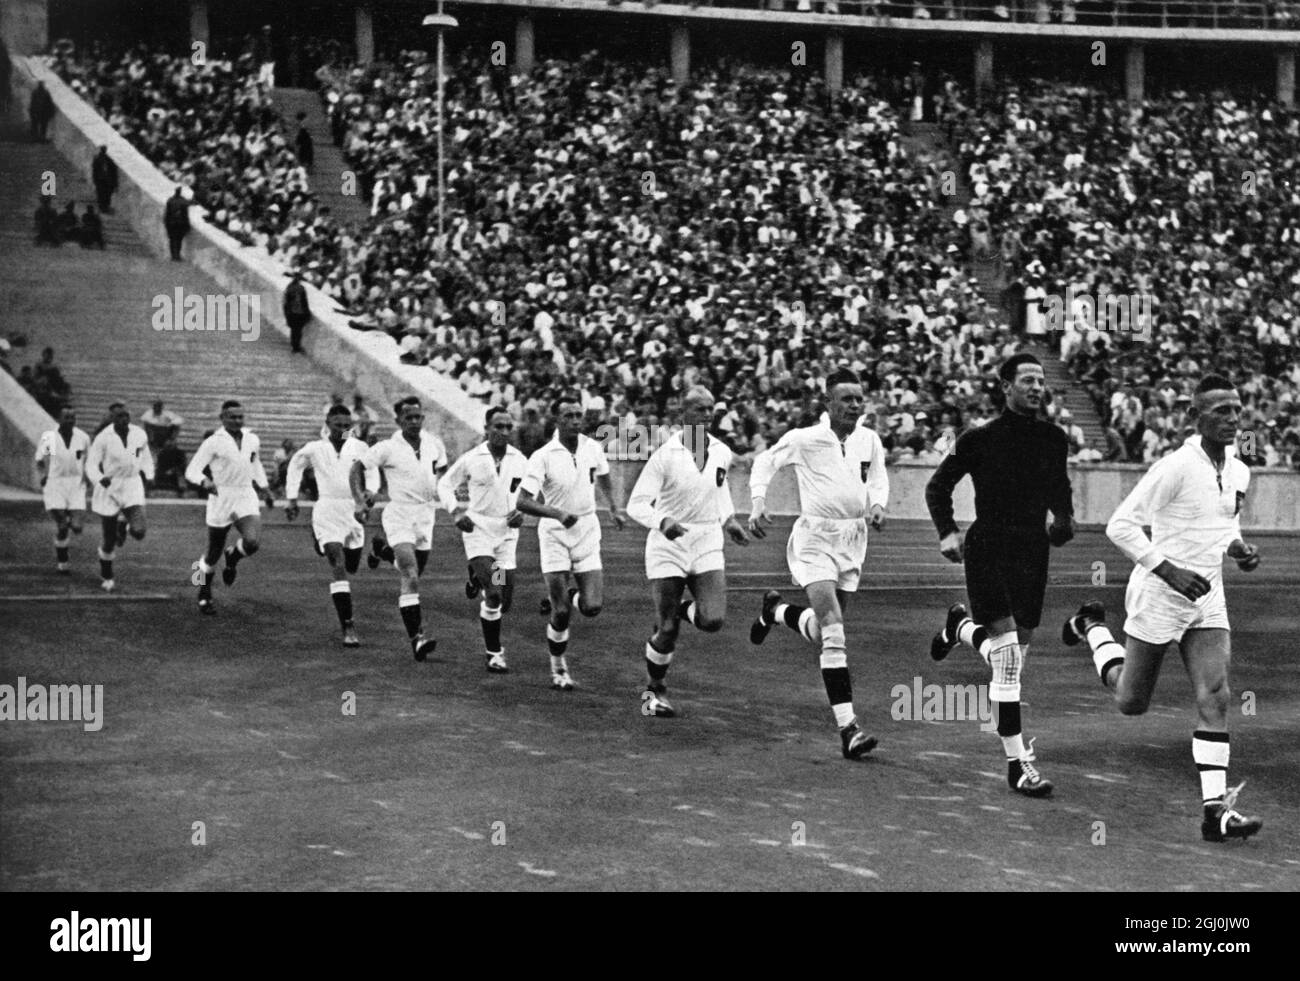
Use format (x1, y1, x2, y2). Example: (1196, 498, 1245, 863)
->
(2, 503, 1297, 891)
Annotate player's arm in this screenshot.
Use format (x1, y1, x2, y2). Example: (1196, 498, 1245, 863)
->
(518, 453, 573, 525)
(1226, 468, 1260, 571)
(627, 452, 683, 539)
(86, 433, 109, 487)
(595, 472, 625, 529)
(184, 438, 215, 493)
(866, 429, 889, 531)
(748, 428, 801, 538)
(925, 435, 972, 562)
(284, 446, 310, 520)
(138, 433, 156, 486)
(34, 435, 50, 486)
(1106, 458, 1210, 600)
(1047, 427, 1075, 546)
(437, 453, 474, 531)
(719, 466, 748, 547)
(249, 439, 272, 505)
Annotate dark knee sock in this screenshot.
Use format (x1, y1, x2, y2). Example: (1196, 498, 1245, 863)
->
(330, 581, 353, 628)
(343, 547, 362, 574)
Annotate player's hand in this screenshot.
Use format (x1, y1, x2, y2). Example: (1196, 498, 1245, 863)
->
(454, 512, 475, 533)
(870, 504, 886, 532)
(609, 508, 626, 530)
(263, 491, 276, 508)
(747, 499, 772, 538)
(506, 509, 525, 529)
(560, 512, 579, 529)
(1048, 515, 1074, 547)
(99, 476, 112, 488)
(39, 476, 47, 488)
(202, 478, 217, 494)
(285, 500, 300, 521)
(1155, 561, 1213, 601)
(660, 518, 687, 541)
(723, 516, 750, 547)
(939, 530, 964, 564)
(363, 491, 376, 509)
(1227, 540, 1261, 572)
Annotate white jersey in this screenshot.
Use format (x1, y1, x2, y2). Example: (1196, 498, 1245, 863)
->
(286, 436, 378, 501)
(87, 424, 154, 485)
(438, 442, 529, 520)
(367, 429, 448, 505)
(627, 431, 736, 530)
(749, 419, 888, 519)
(185, 428, 269, 490)
(1107, 435, 1250, 579)
(523, 432, 610, 517)
(35, 427, 91, 481)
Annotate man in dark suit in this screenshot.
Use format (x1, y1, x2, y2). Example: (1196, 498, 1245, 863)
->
(283, 271, 312, 353)
(92, 146, 119, 212)
(163, 187, 190, 261)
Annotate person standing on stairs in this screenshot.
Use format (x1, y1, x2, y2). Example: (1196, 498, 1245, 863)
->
(294, 112, 314, 171)
(284, 271, 313, 353)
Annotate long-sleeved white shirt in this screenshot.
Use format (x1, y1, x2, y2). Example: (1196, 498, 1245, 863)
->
(1106, 435, 1250, 578)
(87, 424, 154, 485)
(366, 430, 448, 505)
(749, 419, 888, 519)
(35, 427, 91, 481)
(627, 431, 735, 530)
(522, 433, 610, 517)
(285, 436, 377, 501)
(438, 442, 529, 520)
(185, 428, 269, 490)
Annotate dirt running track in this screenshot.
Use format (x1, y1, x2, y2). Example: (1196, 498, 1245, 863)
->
(2, 504, 1298, 891)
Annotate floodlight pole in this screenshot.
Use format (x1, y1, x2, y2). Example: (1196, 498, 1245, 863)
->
(423, 4, 459, 256)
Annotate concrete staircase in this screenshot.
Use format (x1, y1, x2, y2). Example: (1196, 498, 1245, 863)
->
(270, 87, 371, 230)
(0, 115, 375, 459)
(901, 119, 1106, 449)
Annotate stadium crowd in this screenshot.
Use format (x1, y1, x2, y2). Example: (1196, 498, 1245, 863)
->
(961, 80, 1300, 468)
(47, 42, 1300, 470)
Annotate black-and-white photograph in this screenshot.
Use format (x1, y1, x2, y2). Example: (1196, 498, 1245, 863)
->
(1, 0, 1297, 917)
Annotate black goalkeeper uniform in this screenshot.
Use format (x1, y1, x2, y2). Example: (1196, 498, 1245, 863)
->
(925, 409, 1073, 628)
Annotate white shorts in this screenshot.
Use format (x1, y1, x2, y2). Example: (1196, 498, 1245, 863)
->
(538, 513, 602, 575)
(91, 477, 145, 517)
(382, 501, 437, 550)
(312, 497, 364, 550)
(462, 515, 519, 570)
(206, 486, 261, 528)
(645, 523, 725, 580)
(786, 515, 869, 592)
(1123, 566, 1230, 645)
(44, 477, 86, 513)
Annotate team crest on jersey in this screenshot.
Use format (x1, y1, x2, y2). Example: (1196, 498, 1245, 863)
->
(1235, 491, 1244, 516)
(860, 461, 869, 483)
(715, 467, 726, 488)
(249, 451, 256, 462)
(589, 467, 597, 484)
(510, 476, 522, 492)
(76, 450, 84, 459)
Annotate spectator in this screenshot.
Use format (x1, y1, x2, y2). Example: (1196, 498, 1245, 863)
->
(91, 145, 118, 212)
(55, 201, 79, 243)
(29, 80, 54, 142)
(155, 435, 188, 494)
(283, 270, 312, 353)
(80, 205, 105, 248)
(294, 111, 314, 170)
(34, 196, 59, 246)
(163, 186, 190, 261)
(350, 393, 375, 441)
(140, 400, 184, 450)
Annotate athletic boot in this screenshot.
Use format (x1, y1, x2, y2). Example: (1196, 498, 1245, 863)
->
(749, 589, 783, 645)
(411, 632, 437, 662)
(1009, 741, 1054, 798)
(840, 719, 878, 760)
(641, 683, 675, 717)
(929, 602, 967, 662)
(1062, 599, 1107, 647)
(1202, 782, 1263, 843)
(342, 624, 360, 648)
(486, 650, 508, 673)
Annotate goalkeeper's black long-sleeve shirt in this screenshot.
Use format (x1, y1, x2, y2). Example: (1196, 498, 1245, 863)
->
(925, 408, 1074, 538)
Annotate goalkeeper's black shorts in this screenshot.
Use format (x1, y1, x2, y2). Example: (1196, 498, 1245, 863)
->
(963, 520, 1050, 629)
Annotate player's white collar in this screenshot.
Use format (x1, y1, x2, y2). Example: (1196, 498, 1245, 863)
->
(1184, 433, 1237, 463)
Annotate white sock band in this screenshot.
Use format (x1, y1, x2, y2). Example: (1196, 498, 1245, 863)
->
(330, 580, 351, 594)
(480, 602, 502, 621)
(1086, 623, 1126, 679)
(399, 592, 420, 608)
(645, 642, 673, 666)
(546, 624, 569, 643)
(799, 609, 821, 643)
(987, 632, 1021, 701)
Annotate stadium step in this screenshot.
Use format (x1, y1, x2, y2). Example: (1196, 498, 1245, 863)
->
(269, 87, 371, 232)
(1024, 340, 1107, 448)
(0, 108, 380, 459)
